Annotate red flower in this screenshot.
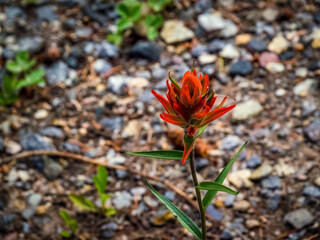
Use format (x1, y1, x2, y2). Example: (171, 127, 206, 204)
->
(152, 69, 236, 164)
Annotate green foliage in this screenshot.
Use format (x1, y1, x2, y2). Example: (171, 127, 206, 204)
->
(68, 166, 115, 217)
(0, 51, 45, 106)
(197, 182, 238, 195)
(107, 0, 171, 45)
(127, 150, 189, 161)
(202, 141, 248, 209)
(59, 210, 78, 238)
(148, 0, 172, 12)
(145, 179, 202, 240)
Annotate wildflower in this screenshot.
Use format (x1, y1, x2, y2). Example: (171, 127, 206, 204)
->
(152, 69, 235, 164)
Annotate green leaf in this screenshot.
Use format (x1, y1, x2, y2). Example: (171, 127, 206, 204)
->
(202, 141, 248, 209)
(168, 75, 181, 89)
(148, 0, 172, 12)
(117, 18, 133, 31)
(145, 179, 202, 240)
(59, 209, 71, 224)
(99, 193, 111, 206)
(16, 68, 45, 89)
(68, 219, 78, 233)
(60, 231, 71, 238)
(116, 0, 141, 21)
(107, 33, 123, 46)
(127, 150, 189, 161)
(93, 166, 108, 194)
(147, 27, 158, 40)
(6, 60, 22, 74)
(69, 194, 97, 212)
(104, 208, 116, 216)
(197, 182, 238, 195)
(16, 51, 35, 71)
(145, 14, 163, 28)
(196, 125, 207, 138)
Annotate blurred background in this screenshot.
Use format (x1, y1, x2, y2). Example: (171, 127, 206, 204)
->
(0, 0, 319, 239)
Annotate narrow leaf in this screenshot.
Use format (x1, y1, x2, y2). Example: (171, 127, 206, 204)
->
(145, 180, 202, 240)
(104, 208, 116, 216)
(59, 209, 71, 224)
(197, 182, 238, 195)
(127, 150, 189, 161)
(97, 166, 108, 190)
(69, 194, 97, 212)
(168, 75, 181, 89)
(60, 231, 71, 238)
(203, 141, 248, 209)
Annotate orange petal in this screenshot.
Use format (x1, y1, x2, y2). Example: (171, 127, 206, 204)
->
(192, 105, 211, 120)
(160, 113, 186, 126)
(152, 90, 175, 114)
(199, 105, 236, 127)
(201, 74, 209, 95)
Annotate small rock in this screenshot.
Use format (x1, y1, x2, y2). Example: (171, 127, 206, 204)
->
(206, 205, 223, 220)
(228, 169, 253, 188)
(100, 231, 114, 239)
(259, 52, 279, 68)
(151, 209, 174, 226)
(96, 41, 119, 58)
(0, 214, 19, 233)
(268, 35, 289, 54)
(247, 154, 262, 169)
(122, 120, 139, 138)
(250, 164, 273, 180)
(221, 228, 233, 240)
(144, 196, 158, 208)
(219, 44, 239, 59)
(275, 88, 287, 97)
(46, 61, 68, 85)
(293, 79, 316, 97)
(28, 193, 42, 207)
(261, 176, 281, 189)
(112, 191, 132, 210)
(209, 39, 226, 52)
(198, 53, 216, 65)
(5, 140, 22, 155)
(221, 135, 241, 150)
(198, 13, 226, 32)
(93, 59, 112, 74)
(34, 109, 49, 120)
(22, 208, 36, 220)
(63, 142, 81, 153)
(262, 8, 279, 22)
(301, 101, 317, 117)
(295, 67, 308, 78)
(266, 62, 285, 73)
(43, 156, 63, 180)
(107, 75, 129, 95)
(224, 194, 235, 207)
(229, 60, 253, 76)
(107, 150, 126, 165)
(304, 120, 320, 143)
(36, 5, 58, 21)
(76, 28, 93, 38)
(245, 219, 260, 229)
(248, 38, 267, 52)
(99, 117, 124, 131)
(303, 185, 320, 198)
(19, 131, 55, 151)
(267, 193, 281, 210)
(233, 200, 250, 211)
(160, 20, 194, 44)
(192, 44, 208, 57)
(18, 36, 44, 53)
(284, 208, 314, 229)
(232, 99, 263, 121)
(315, 177, 320, 187)
(129, 41, 161, 62)
(235, 34, 251, 45)
(40, 127, 64, 139)
(220, 20, 238, 38)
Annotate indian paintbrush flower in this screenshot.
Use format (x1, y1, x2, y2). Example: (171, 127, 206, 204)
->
(152, 69, 236, 164)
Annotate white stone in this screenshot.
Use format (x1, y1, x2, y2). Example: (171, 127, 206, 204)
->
(160, 20, 194, 44)
(232, 99, 263, 121)
(293, 79, 316, 97)
(275, 88, 287, 97)
(295, 67, 308, 78)
(219, 44, 240, 59)
(198, 53, 217, 65)
(268, 35, 289, 54)
(198, 13, 226, 32)
(34, 109, 49, 119)
(228, 169, 253, 188)
(266, 62, 285, 73)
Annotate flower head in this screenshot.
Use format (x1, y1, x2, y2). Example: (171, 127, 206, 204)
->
(152, 69, 236, 164)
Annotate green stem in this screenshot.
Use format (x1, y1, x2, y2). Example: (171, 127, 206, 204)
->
(189, 149, 207, 240)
